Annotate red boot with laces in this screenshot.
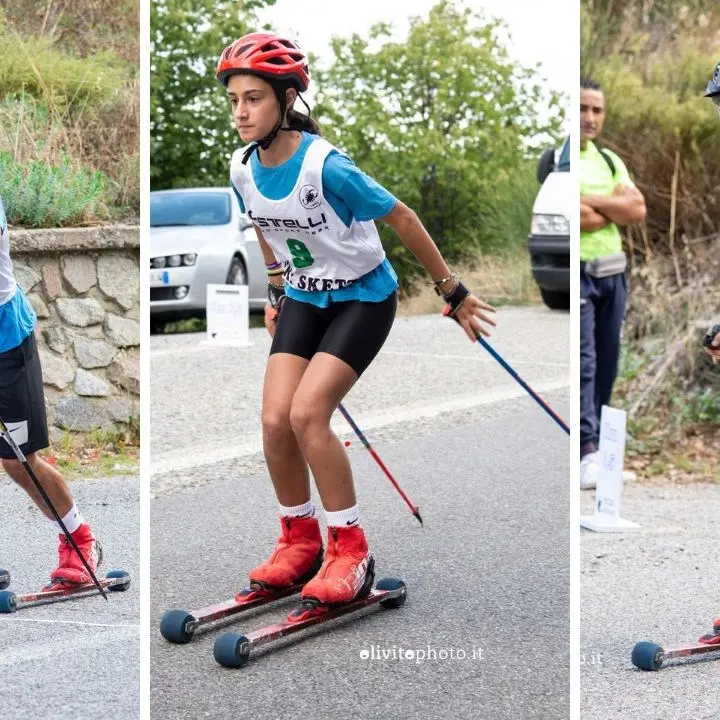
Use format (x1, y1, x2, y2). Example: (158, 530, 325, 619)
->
(47, 523, 102, 588)
(288, 525, 375, 622)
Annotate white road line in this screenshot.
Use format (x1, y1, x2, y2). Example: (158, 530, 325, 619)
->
(0, 626, 139, 667)
(379, 349, 570, 367)
(1, 618, 140, 628)
(151, 375, 569, 476)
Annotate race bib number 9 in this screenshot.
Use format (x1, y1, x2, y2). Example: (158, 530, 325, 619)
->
(286, 238, 315, 269)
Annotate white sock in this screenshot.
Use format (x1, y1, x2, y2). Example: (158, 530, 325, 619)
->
(58, 503, 84, 534)
(278, 500, 315, 519)
(325, 505, 361, 528)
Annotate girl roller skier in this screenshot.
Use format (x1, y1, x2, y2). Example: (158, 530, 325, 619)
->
(218, 32, 496, 618)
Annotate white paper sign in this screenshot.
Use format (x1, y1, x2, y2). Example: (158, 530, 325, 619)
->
(204, 284, 252, 347)
(595, 405, 626, 521)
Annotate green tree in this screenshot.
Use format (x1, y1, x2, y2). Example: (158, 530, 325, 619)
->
(151, 0, 276, 189)
(313, 1, 565, 282)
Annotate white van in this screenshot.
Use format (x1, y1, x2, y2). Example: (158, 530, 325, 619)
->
(527, 137, 570, 310)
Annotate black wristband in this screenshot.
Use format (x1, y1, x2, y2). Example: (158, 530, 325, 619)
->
(443, 281, 470, 315)
(268, 283, 286, 310)
(702, 324, 720, 348)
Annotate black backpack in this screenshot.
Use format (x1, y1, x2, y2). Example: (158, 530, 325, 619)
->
(536, 144, 617, 183)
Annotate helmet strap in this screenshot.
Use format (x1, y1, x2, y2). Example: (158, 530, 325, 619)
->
(241, 87, 294, 165)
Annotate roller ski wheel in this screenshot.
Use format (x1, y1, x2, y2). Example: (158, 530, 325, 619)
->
(214, 575, 407, 668)
(631, 641, 664, 671)
(0, 589, 18, 614)
(0, 568, 9, 591)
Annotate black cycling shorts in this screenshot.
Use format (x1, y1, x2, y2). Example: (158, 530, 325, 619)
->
(0, 332, 49, 460)
(270, 292, 397, 377)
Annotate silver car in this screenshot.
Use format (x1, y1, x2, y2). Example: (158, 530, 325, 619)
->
(150, 188, 266, 329)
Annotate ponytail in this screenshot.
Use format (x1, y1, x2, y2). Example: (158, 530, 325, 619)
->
(269, 79, 321, 136)
(286, 107, 321, 135)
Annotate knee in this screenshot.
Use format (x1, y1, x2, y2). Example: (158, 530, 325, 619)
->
(289, 401, 325, 439)
(2, 457, 28, 485)
(262, 408, 294, 445)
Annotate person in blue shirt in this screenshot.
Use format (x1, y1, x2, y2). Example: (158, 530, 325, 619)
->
(216, 32, 497, 618)
(0, 198, 102, 589)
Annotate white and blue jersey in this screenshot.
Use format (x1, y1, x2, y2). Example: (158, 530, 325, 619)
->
(0, 198, 36, 354)
(231, 131, 399, 308)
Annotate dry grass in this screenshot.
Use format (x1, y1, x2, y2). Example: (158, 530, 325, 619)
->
(398, 249, 541, 316)
(0, 4, 139, 219)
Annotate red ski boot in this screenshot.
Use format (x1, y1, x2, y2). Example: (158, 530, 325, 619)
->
(289, 525, 375, 621)
(698, 618, 720, 645)
(246, 515, 324, 594)
(48, 523, 103, 588)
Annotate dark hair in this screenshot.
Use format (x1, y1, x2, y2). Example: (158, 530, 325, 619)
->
(270, 80, 321, 136)
(581, 77, 603, 91)
(286, 107, 321, 135)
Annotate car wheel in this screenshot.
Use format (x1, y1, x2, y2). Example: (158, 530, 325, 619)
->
(540, 289, 570, 311)
(226, 257, 248, 286)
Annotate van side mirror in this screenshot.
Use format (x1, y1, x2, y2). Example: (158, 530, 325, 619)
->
(536, 148, 556, 184)
(239, 216, 254, 231)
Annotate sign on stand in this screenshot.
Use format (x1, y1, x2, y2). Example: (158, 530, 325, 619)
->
(580, 405, 640, 533)
(201, 284, 253, 348)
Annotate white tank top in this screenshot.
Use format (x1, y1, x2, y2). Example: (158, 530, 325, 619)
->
(0, 201, 17, 307)
(230, 136, 386, 292)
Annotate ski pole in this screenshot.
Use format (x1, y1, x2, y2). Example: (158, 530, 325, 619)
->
(337, 403, 423, 526)
(0, 417, 108, 600)
(441, 306, 570, 435)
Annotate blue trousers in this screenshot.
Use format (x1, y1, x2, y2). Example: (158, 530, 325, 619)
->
(580, 268, 627, 453)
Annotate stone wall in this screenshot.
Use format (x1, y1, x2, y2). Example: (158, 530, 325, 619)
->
(11, 226, 140, 440)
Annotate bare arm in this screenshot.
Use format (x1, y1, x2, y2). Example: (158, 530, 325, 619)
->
(380, 201, 454, 288)
(581, 202, 611, 232)
(254, 226, 279, 267)
(253, 226, 284, 336)
(582, 185, 646, 226)
(380, 200, 496, 341)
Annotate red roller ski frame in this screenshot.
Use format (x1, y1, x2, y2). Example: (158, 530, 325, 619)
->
(212, 577, 407, 668)
(0, 570, 130, 613)
(160, 582, 306, 644)
(631, 618, 720, 670)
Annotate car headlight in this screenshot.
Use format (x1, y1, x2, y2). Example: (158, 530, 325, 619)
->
(531, 214, 570, 235)
(183, 253, 197, 266)
(152, 256, 166, 269)
(167, 254, 182, 267)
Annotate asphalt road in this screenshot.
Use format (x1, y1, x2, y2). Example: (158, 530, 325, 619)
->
(0, 474, 140, 720)
(581, 483, 720, 720)
(151, 306, 571, 719)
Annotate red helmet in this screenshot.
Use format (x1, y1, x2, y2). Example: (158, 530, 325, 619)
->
(216, 32, 310, 91)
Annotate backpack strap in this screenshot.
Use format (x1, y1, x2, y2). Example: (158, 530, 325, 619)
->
(598, 148, 617, 179)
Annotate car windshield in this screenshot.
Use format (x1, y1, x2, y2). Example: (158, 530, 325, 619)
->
(151, 192, 231, 227)
(557, 138, 570, 172)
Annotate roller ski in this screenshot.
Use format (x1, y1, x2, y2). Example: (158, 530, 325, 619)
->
(161, 514, 324, 644)
(213, 523, 407, 668)
(0, 568, 9, 590)
(631, 618, 720, 671)
(0, 570, 131, 613)
(0, 419, 111, 603)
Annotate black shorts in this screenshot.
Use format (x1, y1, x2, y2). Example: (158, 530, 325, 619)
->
(271, 292, 397, 377)
(0, 332, 49, 460)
